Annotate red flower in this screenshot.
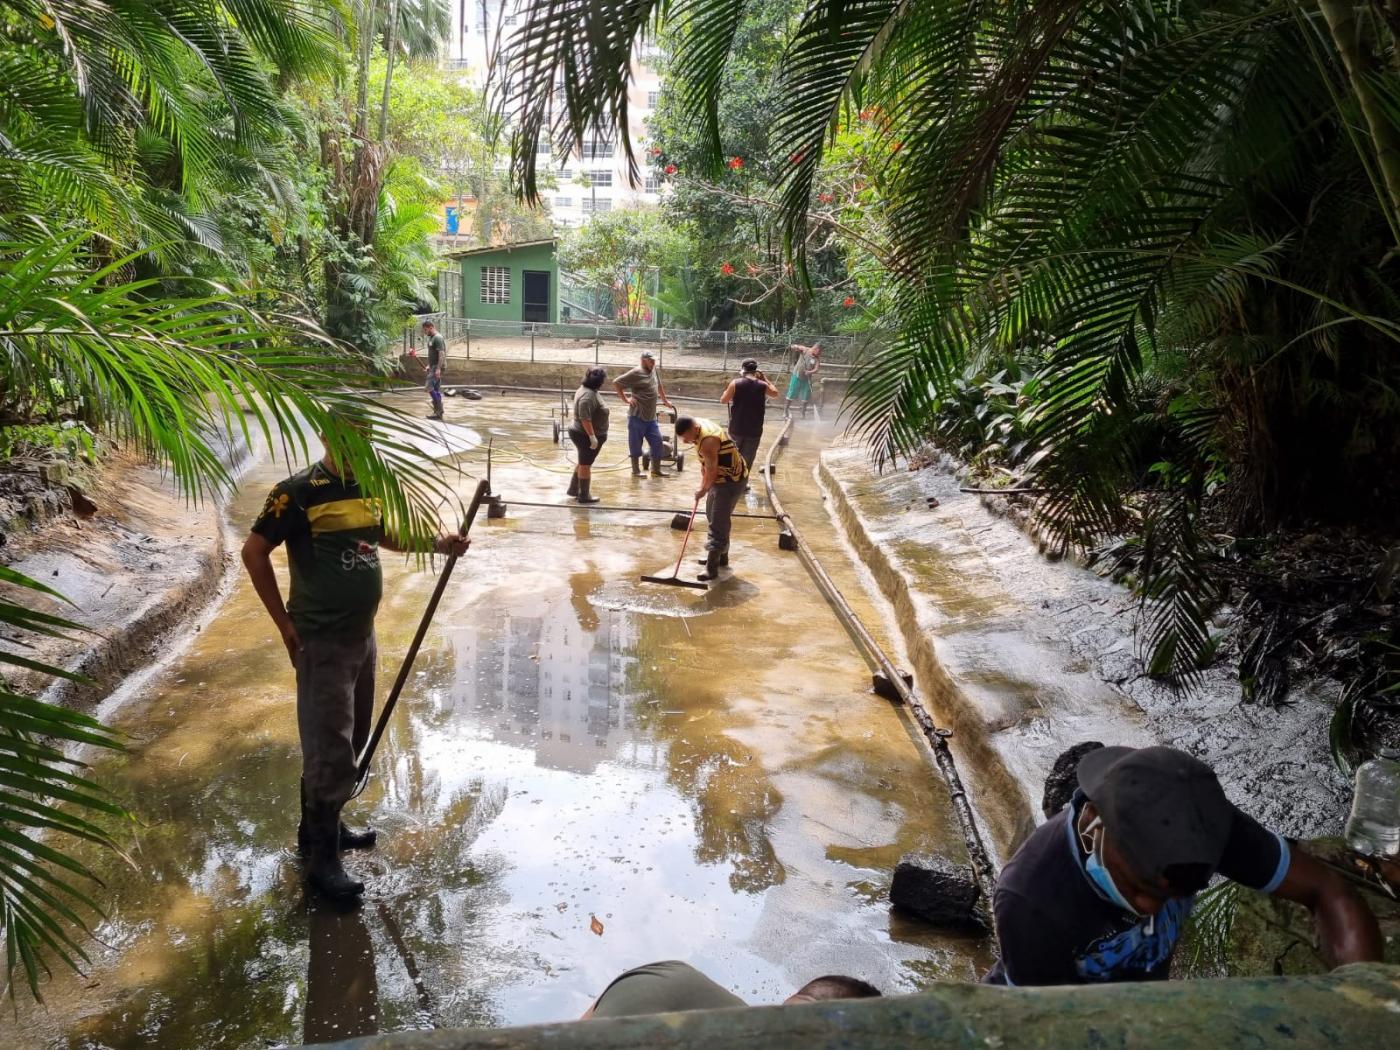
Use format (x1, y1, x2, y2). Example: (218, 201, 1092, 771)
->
(720, 262, 735, 276)
(817, 191, 834, 204)
(728, 156, 745, 170)
(664, 164, 677, 175)
(842, 296, 856, 308)
(789, 150, 806, 164)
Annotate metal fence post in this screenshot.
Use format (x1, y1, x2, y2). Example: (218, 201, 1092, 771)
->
(721, 331, 729, 373)
(530, 323, 536, 363)
(594, 325, 600, 364)
(465, 317, 471, 360)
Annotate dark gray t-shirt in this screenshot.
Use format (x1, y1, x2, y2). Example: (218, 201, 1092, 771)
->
(615, 366, 662, 421)
(572, 386, 609, 437)
(427, 332, 445, 369)
(590, 961, 745, 1018)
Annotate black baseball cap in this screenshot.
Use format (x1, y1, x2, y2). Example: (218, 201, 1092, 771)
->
(1077, 746, 1235, 885)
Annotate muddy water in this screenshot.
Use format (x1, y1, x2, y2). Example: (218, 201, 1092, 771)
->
(6, 394, 989, 1049)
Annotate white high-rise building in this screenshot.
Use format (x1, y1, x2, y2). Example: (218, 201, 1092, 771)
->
(446, 1, 664, 227)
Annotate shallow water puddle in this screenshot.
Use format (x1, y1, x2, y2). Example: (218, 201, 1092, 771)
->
(5, 394, 989, 1049)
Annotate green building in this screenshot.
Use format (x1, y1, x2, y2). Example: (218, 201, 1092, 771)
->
(446, 239, 558, 324)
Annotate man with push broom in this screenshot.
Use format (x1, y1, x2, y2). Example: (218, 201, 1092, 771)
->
(241, 408, 469, 901)
(674, 416, 749, 581)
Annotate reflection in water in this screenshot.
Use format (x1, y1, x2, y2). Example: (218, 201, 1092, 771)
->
(2, 397, 989, 1049)
(305, 901, 380, 1045)
(445, 589, 648, 776)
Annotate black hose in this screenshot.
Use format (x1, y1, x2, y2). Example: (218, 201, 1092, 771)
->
(499, 498, 779, 520)
(761, 421, 999, 906)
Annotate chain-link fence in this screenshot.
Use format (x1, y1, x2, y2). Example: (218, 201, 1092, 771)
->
(403, 315, 867, 376)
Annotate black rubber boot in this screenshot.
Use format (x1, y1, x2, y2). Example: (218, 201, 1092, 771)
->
(306, 802, 365, 901)
(299, 780, 376, 854)
(566, 473, 580, 498)
(338, 820, 377, 851)
(630, 456, 642, 477)
(649, 461, 669, 478)
(577, 478, 600, 504)
(696, 552, 729, 567)
(698, 550, 723, 581)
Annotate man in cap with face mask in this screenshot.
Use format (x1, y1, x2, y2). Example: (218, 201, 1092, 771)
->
(984, 745, 1381, 985)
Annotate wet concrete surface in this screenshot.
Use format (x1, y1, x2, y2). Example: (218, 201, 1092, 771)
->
(819, 440, 1351, 856)
(4, 395, 988, 1049)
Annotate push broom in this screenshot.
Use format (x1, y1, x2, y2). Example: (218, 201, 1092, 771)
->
(640, 494, 708, 590)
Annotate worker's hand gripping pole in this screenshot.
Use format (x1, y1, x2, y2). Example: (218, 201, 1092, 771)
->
(353, 478, 490, 795)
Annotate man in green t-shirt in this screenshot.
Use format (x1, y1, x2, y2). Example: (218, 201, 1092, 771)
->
(241, 416, 468, 900)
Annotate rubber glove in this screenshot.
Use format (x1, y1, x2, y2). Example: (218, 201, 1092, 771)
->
(588, 434, 599, 450)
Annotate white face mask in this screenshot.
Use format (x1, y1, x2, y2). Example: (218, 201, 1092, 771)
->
(1078, 813, 1145, 918)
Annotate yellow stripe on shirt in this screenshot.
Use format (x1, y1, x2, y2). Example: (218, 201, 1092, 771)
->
(307, 498, 382, 533)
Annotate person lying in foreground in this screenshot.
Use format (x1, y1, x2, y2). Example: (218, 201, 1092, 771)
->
(580, 960, 881, 1018)
(985, 745, 1382, 985)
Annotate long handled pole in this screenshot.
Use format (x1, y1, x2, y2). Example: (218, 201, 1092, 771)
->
(353, 479, 490, 794)
(669, 495, 701, 574)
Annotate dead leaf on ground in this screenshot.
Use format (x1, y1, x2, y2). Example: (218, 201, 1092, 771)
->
(589, 914, 604, 937)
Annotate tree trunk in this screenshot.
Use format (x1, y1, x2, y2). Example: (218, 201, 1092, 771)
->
(353, 0, 378, 142)
(1317, 0, 1400, 237)
(377, 0, 401, 143)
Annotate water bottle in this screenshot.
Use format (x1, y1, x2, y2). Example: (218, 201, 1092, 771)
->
(1345, 749, 1400, 857)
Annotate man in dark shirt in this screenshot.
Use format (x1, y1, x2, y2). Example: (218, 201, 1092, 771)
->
(422, 321, 445, 420)
(719, 359, 778, 470)
(241, 411, 468, 900)
(986, 745, 1381, 985)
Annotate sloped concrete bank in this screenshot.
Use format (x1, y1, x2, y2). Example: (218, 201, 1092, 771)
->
(818, 442, 1349, 860)
(0, 447, 241, 710)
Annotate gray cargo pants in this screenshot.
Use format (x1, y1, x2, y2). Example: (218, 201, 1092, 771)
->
(296, 632, 377, 808)
(704, 482, 745, 556)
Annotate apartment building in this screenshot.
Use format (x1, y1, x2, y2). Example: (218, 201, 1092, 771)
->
(446, 0, 664, 227)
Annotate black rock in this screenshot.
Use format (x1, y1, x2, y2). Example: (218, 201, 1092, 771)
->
(889, 853, 986, 929)
(1041, 741, 1105, 818)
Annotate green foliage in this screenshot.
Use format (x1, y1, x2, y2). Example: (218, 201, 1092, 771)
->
(1179, 881, 1245, 977)
(507, 0, 1400, 691)
(0, 0, 468, 999)
(381, 61, 553, 245)
(558, 206, 693, 325)
(0, 423, 95, 463)
(641, 1, 864, 332)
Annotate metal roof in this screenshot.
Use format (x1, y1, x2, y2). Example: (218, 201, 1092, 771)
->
(443, 238, 558, 259)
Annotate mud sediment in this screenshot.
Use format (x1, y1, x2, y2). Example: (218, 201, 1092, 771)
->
(0, 449, 236, 709)
(819, 443, 1350, 846)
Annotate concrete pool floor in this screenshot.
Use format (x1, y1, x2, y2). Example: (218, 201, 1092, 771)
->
(5, 393, 989, 1049)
